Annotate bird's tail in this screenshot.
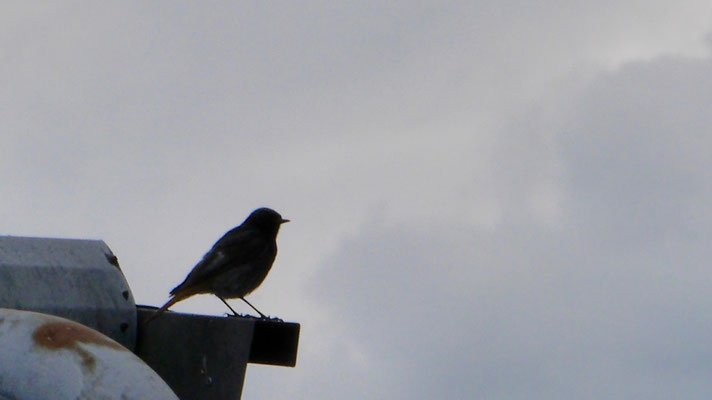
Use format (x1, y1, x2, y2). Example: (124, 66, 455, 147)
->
(146, 286, 204, 323)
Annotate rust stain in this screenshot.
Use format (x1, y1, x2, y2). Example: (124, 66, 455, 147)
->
(76, 346, 97, 371)
(33, 321, 126, 351)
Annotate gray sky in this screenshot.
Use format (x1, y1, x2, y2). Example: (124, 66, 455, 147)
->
(2, 2, 712, 399)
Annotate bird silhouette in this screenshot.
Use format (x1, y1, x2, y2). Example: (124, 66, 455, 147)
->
(150, 207, 288, 320)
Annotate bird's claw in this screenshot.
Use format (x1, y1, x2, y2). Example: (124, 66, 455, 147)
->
(263, 315, 284, 322)
(225, 312, 250, 318)
(223, 313, 283, 322)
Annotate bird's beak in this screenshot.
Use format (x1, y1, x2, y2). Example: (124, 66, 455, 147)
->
(281, 219, 290, 224)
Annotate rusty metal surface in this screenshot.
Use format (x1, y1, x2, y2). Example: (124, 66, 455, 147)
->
(0, 308, 178, 400)
(0, 236, 136, 350)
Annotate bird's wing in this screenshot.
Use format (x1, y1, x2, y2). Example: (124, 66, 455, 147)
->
(169, 227, 271, 295)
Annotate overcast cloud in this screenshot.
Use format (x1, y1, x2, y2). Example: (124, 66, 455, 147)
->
(2, 2, 712, 399)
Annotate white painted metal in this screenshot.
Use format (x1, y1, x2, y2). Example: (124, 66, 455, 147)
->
(0, 308, 177, 400)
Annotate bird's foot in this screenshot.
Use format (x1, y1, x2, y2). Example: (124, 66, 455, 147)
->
(223, 312, 283, 322)
(224, 312, 251, 318)
(263, 315, 284, 322)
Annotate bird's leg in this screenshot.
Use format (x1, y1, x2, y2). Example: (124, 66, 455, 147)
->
(217, 296, 240, 316)
(240, 297, 267, 319)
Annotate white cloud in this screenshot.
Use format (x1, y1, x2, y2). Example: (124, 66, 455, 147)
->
(294, 53, 712, 399)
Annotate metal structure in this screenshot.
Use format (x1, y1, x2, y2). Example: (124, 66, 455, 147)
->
(0, 308, 178, 400)
(0, 236, 299, 400)
(136, 309, 299, 399)
(0, 236, 135, 349)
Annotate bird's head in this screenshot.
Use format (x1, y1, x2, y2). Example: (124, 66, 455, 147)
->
(244, 207, 290, 234)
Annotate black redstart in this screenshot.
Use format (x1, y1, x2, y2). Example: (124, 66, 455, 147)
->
(151, 207, 289, 320)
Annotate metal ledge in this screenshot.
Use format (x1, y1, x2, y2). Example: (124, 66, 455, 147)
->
(135, 307, 299, 400)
